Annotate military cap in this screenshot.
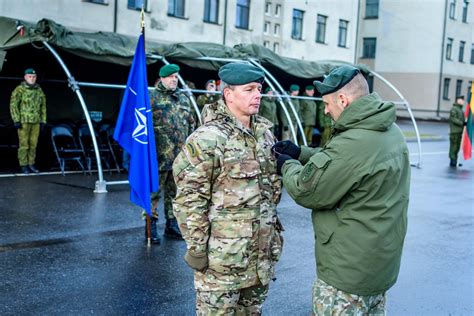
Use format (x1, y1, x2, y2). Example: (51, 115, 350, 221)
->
(205, 79, 216, 87)
(24, 68, 36, 75)
(305, 85, 315, 91)
(264, 87, 273, 93)
(218, 63, 265, 85)
(314, 65, 360, 96)
(289, 84, 300, 92)
(159, 64, 180, 77)
(456, 95, 465, 100)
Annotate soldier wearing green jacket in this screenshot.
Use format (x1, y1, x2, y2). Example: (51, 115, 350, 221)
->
(10, 68, 46, 174)
(273, 66, 410, 315)
(148, 64, 196, 244)
(173, 63, 283, 315)
(259, 87, 279, 134)
(300, 85, 317, 145)
(279, 84, 301, 141)
(196, 79, 221, 112)
(317, 99, 332, 147)
(449, 96, 466, 167)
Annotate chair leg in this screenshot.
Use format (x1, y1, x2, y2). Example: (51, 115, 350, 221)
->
(60, 159, 65, 176)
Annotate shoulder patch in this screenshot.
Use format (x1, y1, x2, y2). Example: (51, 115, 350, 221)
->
(301, 164, 316, 183)
(185, 142, 198, 157)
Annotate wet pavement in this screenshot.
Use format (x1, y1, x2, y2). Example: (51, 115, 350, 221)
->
(1, 120, 473, 315)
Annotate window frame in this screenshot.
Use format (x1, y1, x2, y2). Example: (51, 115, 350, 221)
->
(456, 79, 463, 98)
(235, 0, 251, 30)
(462, 0, 469, 22)
(446, 38, 453, 60)
(83, 0, 108, 4)
(168, 0, 186, 18)
(291, 9, 305, 40)
(265, 2, 271, 15)
(316, 14, 327, 44)
(459, 41, 466, 62)
(275, 4, 281, 17)
(338, 19, 349, 48)
(264, 21, 270, 34)
(274, 23, 280, 36)
(203, 0, 219, 24)
(127, 0, 147, 11)
(362, 37, 377, 59)
(471, 43, 474, 64)
(449, 0, 456, 19)
(365, 0, 379, 19)
(273, 42, 280, 53)
(263, 40, 270, 48)
(443, 78, 451, 100)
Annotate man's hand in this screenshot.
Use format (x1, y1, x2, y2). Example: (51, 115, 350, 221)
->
(13, 122, 21, 129)
(272, 140, 301, 159)
(277, 154, 293, 175)
(184, 251, 208, 272)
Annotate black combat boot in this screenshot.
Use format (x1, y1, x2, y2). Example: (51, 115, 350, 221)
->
(164, 218, 183, 239)
(449, 159, 457, 167)
(21, 166, 30, 174)
(28, 165, 40, 173)
(145, 218, 160, 244)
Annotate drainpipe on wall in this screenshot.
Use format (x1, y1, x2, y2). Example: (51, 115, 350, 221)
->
(223, 0, 228, 45)
(436, 0, 448, 117)
(113, 0, 118, 32)
(354, 0, 361, 65)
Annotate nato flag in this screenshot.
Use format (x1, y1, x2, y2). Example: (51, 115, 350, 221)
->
(113, 33, 158, 215)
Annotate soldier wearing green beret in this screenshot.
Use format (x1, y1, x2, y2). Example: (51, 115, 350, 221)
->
(278, 84, 301, 141)
(448, 95, 466, 167)
(10, 68, 46, 174)
(259, 87, 279, 135)
(173, 62, 283, 315)
(196, 80, 221, 113)
(300, 85, 318, 145)
(273, 65, 410, 315)
(147, 63, 196, 243)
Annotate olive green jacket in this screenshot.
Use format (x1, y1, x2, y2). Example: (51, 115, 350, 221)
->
(259, 96, 278, 126)
(282, 92, 410, 296)
(299, 95, 317, 126)
(10, 82, 47, 124)
(278, 97, 300, 128)
(317, 100, 332, 128)
(449, 104, 465, 134)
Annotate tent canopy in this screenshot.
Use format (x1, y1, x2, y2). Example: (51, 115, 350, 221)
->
(0, 16, 370, 77)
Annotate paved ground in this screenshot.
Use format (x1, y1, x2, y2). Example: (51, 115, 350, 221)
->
(1, 120, 473, 315)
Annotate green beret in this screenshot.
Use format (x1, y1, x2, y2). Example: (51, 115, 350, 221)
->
(456, 95, 465, 100)
(24, 68, 36, 75)
(264, 87, 272, 93)
(205, 79, 216, 87)
(305, 85, 315, 91)
(159, 64, 180, 77)
(218, 63, 265, 85)
(314, 65, 360, 96)
(289, 84, 300, 92)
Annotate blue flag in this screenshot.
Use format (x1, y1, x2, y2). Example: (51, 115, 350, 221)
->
(113, 33, 158, 215)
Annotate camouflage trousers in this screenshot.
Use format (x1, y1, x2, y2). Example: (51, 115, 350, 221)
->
(17, 123, 40, 166)
(196, 283, 269, 316)
(449, 132, 462, 161)
(312, 279, 386, 316)
(319, 127, 331, 147)
(150, 170, 176, 220)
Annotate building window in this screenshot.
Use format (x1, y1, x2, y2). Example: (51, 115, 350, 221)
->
(459, 41, 465, 62)
(316, 14, 327, 43)
(446, 38, 453, 60)
(471, 43, 474, 64)
(263, 40, 270, 48)
(275, 4, 281, 17)
(362, 37, 376, 58)
(273, 42, 280, 54)
(265, 2, 271, 15)
(468, 81, 473, 100)
(274, 23, 280, 36)
(264, 22, 270, 34)
(366, 0, 379, 18)
(128, 0, 146, 10)
(168, 0, 185, 18)
(204, 0, 219, 23)
(456, 80, 463, 98)
(292, 9, 304, 40)
(338, 19, 348, 47)
(462, 0, 469, 22)
(449, 0, 456, 19)
(83, 0, 108, 4)
(236, 0, 250, 29)
(443, 78, 451, 100)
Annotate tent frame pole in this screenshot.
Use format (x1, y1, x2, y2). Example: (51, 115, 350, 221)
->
(42, 41, 107, 192)
(370, 71, 422, 168)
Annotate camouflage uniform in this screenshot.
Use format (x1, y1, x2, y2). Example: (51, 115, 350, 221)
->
(449, 102, 464, 164)
(300, 94, 317, 145)
(278, 97, 300, 141)
(259, 95, 278, 135)
(312, 279, 386, 316)
(150, 81, 196, 219)
(10, 81, 47, 167)
(317, 100, 333, 147)
(173, 100, 283, 314)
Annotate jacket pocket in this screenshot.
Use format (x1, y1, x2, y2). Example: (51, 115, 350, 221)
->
(223, 160, 261, 208)
(270, 219, 284, 262)
(207, 219, 253, 274)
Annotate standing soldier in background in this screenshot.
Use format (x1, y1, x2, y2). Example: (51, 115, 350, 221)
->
(449, 95, 466, 167)
(279, 84, 301, 141)
(317, 98, 332, 147)
(173, 63, 283, 315)
(300, 85, 317, 146)
(10, 68, 46, 174)
(259, 87, 279, 135)
(196, 79, 220, 112)
(148, 63, 196, 244)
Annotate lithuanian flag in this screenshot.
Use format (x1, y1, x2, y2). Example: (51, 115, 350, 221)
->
(462, 83, 473, 160)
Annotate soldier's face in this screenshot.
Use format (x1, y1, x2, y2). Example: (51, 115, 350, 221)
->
(306, 89, 314, 97)
(24, 74, 37, 85)
(322, 92, 348, 121)
(161, 73, 179, 90)
(225, 82, 262, 117)
(206, 83, 216, 92)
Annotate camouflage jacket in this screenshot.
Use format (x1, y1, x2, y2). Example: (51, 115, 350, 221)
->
(196, 93, 221, 112)
(299, 94, 317, 126)
(10, 82, 47, 124)
(317, 100, 333, 128)
(259, 96, 278, 126)
(173, 100, 283, 291)
(150, 81, 196, 171)
(449, 104, 464, 134)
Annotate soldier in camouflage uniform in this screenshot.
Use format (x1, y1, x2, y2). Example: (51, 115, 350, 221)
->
(259, 87, 279, 135)
(278, 84, 301, 141)
(196, 79, 221, 112)
(148, 64, 196, 244)
(449, 95, 466, 167)
(10, 68, 46, 174)
(299, 85, 317, 146)
(317, 99, 333, 147)
(173, 63, 283, 315)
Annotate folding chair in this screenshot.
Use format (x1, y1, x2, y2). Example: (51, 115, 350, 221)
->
(77, 124, 111, 173)
(51, 126, 86, 176)
(98, 123, 121, 173)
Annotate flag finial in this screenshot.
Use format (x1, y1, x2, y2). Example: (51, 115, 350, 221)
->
(140, 7, 145, 30)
